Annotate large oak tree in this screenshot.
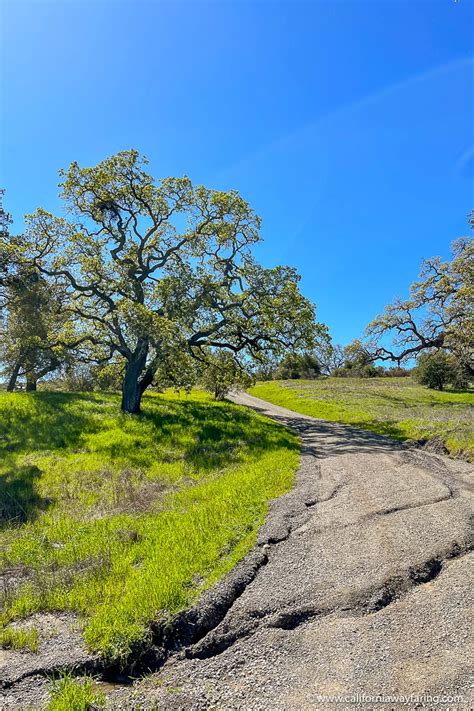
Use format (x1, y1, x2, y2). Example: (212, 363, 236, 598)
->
(24, 150, 318, 412)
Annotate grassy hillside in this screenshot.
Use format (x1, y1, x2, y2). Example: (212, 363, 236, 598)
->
(249, 377, 473, 459)
(0, 390, 298, 663)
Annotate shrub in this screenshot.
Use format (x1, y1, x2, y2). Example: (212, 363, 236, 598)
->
(332, 366, 351, 378)
(275, 352, 321, 380)
(414, 351, 455, 390)
(332, 364, 384, 378)
(199, 352, 253, 400)
(360, 364, 382, 378)
(385, 366, 411, 377)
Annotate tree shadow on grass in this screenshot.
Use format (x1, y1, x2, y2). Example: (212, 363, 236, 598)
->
(0, 393, 108, 528)
(0, 463, 52, 529)
(6, 393, 297, 467)
(140, 397, 299, 472)
(0, 391, 298, 508)
(0, 392, 104, 455)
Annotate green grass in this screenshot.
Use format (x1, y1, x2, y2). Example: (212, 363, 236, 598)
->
(0, 625, 39, 652)
(249, 377, 473, 459)
(48, 674, 106, 710)
(0, 390, 298, 664)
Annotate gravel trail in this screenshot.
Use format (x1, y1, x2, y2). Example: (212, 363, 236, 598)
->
(120, 392, 473, 710)
(2, 392, 473, 709)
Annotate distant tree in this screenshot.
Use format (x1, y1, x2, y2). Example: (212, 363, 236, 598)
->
(331, 339, 382, 378)
(448, 356, 471, 390)
(22, 150, 319, 413)
(62, 363, 97, 392)
(253, 362, 277, 382)
(0, 269, 70, 391)
(367, 219, 474, 372)
(92, 361, 125, 391)
(275, 352, 321, 380)
(0, 192, 77, 391)
(413, 351, 456, 391)
(309, 330, 339, 375)
(200, 350, 252, 400)
(61, 360, 129, 392)
(327, 343, 345, 373)
(343, 339, 372, 368)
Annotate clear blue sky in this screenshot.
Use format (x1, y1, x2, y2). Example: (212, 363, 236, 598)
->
(1, 0, 473, 345)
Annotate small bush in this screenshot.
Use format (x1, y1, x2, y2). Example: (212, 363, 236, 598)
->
(333, 364, 383, 378)
(360, 364, 382, 378)
(332, 366, 350, 378)
(414, 351, 456, 390)
(385, 366, 411, 377)
(333, 364, 411, 378)
(200, 352, 252, 400)
(275, 352, 321, 380)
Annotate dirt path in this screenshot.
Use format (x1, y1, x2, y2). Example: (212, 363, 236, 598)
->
(3, 392, 473, 709)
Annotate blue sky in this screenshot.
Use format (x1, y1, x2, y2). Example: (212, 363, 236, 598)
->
(1, 0, 473, 345)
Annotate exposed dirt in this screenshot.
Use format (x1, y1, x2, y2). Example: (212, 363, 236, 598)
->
(1, 391, 472, 709)
(0, 613, 97, 708)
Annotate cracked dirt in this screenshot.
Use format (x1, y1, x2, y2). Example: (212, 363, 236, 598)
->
(1, 391, 472, 709)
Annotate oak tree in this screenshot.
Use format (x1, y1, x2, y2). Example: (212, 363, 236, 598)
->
(367, 220, 473, 372)
(24, 151, 318, 413)
(0, 192, 71, 390)
(0, 270, 66, 390)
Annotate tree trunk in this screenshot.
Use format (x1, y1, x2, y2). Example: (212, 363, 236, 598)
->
(6, 359, 22, 392)
(120, 340, 155, 414)
(26, 378, 37, 392)
(121, 362, 143, 414)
